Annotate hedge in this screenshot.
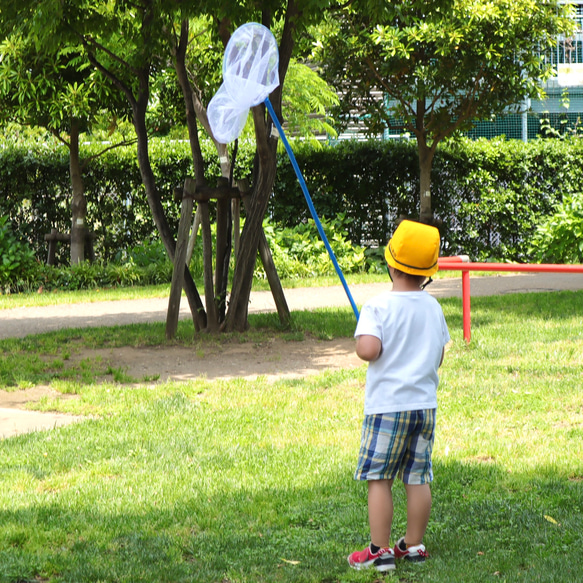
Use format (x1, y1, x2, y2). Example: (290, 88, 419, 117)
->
(0, 138, 254, 265)
(1, 136, 582, 264)
(272, 138, 583, 261)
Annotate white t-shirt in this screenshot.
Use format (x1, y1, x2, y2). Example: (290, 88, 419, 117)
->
(354, 290, 450, 415)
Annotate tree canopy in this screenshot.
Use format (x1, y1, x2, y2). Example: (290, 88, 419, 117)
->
(0, 0, 336, 332)
(0, 29, 130, 264)
(317, 0, 575, 222)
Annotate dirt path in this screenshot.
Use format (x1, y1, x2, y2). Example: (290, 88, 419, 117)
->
(2, 273, 582, 438)
(3, 272, 583, 340)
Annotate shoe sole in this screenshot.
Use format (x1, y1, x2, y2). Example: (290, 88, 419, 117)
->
(395, 553, 427, 563)
(347, 557, 396, 572)
(375, 562, 397, 572)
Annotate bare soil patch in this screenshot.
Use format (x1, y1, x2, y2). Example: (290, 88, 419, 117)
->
(3, 273, 582, 417)
(0, 337, 361, 410)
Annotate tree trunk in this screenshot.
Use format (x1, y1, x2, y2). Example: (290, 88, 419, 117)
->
(222, 4, 298, 332)
(414, 97, 436, 225)
(83, 13, 206, 329)
(132, 90, 206, 331)
(215, 150, 233, 324)
(166, 179, 194, 339)
(200, 201, 219, 331)
(174, 20, 206, 188)
(418, 138, 435, 225)
(215, 195, 231, 321)
(69, 118, 87, 265)
(176, 20, 233, 326)
(224, 106, 278, 332)
(174, 19, 227, 331)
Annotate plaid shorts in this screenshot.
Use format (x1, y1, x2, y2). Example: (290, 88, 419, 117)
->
(354, 410, 436, 485)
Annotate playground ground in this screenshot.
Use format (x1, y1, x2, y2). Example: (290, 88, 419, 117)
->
(1, 271, 582, 439)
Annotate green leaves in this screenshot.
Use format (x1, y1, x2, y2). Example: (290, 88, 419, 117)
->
(0, 215, 36, 290)
(0, 31, 111, 134)
(319, 0, 575, 144)
(529, 192, 583, 264)
(281, 59, 339, 146)
(258, 214, 372, 280)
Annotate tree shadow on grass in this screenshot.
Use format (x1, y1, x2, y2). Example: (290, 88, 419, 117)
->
(1, 421, 582, 583)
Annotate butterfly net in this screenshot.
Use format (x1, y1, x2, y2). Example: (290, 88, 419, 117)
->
(208, 23, 280, 143)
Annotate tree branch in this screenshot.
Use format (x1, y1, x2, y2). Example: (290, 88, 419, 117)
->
(48, 127, 70, 149)
(82, 35, 141, 78)
(80, 137, 138, 170)
(81, 42, 138, 109)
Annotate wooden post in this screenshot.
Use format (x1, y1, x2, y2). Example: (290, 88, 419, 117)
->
(232, 199, 241, 259)
(44, 229, 95, 265)
(200, 202, 219, 331)
(186, 205, 201, 266)
(215, 178, 231, 322)
(166, 178, 195, 339)
(257, 229, 290, 326)
(239, 182, 290, 327)
(46, 228, 58, 266)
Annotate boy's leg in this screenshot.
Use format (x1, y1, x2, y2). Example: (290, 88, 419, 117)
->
(368, 479, 394, 548)
(348, 479, 395, 571)
(403, 483, 432, 545)
(398, 410, 435, 548)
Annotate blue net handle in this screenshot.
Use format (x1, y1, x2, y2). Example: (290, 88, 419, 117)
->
(265, 97, 360, 320)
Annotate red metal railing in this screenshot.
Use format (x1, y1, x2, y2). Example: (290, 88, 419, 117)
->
(437, 257, 583, 343)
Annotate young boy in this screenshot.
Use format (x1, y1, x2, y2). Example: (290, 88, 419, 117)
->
(348, 220, 450, 572)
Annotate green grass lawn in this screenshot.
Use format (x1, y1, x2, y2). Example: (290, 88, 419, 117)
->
(1, 290, 582, 582)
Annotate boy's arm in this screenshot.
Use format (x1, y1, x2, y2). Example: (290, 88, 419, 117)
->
(355, 334, 382, 362)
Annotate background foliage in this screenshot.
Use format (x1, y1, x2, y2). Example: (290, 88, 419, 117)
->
(273, 137, 583, 261)
(529, 191, 583, 263)
(0, 137, 254, 267)
(1, 135, 582, 287)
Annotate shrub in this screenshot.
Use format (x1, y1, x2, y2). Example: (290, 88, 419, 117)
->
(273, 137, 583, 261)
(529, 192, 583, 263)
(0, 137, 255, 265)
(258, 215, 379, 280)
(271, 140, 418, 247)
(0, 216, 36, 292)
(12, 260, 174, 294)
(115, 239, 169, 267)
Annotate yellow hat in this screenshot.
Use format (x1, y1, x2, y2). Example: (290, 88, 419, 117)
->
(385, 220, 440, 277)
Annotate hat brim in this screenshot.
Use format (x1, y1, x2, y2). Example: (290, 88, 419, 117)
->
(385, 241, 439, 277)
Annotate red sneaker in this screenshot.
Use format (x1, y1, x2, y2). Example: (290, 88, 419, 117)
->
(347, 545, 395, 571)
(393, 537, 429, 562)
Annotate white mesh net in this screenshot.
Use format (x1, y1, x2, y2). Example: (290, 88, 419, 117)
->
(208, 23, 280, 144)
(207, 83, 250, 144)
(223, 23, 279, 103)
